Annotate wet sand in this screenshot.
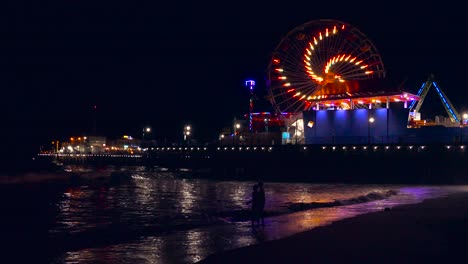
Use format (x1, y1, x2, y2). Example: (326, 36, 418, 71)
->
(199, 191, 468, 263)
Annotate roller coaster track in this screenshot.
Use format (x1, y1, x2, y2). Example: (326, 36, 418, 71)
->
(409, 75, 460, 123)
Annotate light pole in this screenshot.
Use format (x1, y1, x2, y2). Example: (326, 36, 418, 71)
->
(235, 123, 241, 133)
(233, 122, 240, 145)
(368, 117, 375, 144)
(184, 125, 191, 145)
(142, 127, 151, 148)
(143, 127, 151, 140)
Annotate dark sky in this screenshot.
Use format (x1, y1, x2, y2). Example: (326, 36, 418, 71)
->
(6, 1, 468, 155)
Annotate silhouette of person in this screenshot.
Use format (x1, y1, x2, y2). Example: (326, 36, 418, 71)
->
(248, 184, 260, 227)
(257, 181, 265, 226)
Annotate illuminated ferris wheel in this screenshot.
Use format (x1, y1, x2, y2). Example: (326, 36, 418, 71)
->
(267, 19, 386, 114)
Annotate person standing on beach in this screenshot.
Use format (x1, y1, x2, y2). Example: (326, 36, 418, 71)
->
(248, 184, 260, 227)
(257, 181, 265, 226)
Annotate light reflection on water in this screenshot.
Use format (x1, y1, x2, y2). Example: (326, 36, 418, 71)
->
(51, 171, 468, 264)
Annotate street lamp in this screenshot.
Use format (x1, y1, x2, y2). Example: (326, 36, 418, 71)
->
(233, 123, 241, 145)
(143, 126, 151, 139)
(184, 125, 191, 144)
(142, 126, 152, 148)
(368, 117, 375, 144)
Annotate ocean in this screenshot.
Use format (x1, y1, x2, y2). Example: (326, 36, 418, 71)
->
(1, 166, 466, 263)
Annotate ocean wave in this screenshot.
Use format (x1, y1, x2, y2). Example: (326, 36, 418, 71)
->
(286, 190, 398, 211)
(335, 190, 398, 205)
(215, 190, 398, 222)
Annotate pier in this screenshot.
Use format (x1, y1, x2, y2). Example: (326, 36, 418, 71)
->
(38, 142, 468, 184)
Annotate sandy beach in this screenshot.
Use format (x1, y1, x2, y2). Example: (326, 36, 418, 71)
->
(198, 191, 468, 263)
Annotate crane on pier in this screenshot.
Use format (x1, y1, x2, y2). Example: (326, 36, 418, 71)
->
(408, 75, 460, 123)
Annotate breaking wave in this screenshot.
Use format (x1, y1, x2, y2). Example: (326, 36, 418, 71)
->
(215, 190, 398, 222)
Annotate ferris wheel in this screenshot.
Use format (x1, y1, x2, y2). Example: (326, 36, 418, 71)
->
(267, 19, 386, 115)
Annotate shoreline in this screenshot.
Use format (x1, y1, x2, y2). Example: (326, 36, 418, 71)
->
(198, 190, 468, 263)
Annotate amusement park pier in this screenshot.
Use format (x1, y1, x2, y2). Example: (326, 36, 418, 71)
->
(37, 19, 468, 184)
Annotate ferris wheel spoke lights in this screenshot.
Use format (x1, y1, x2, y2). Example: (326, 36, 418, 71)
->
(267, 19, 386, 115)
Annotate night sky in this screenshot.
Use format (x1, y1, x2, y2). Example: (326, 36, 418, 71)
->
(6, 1, 468, 158)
